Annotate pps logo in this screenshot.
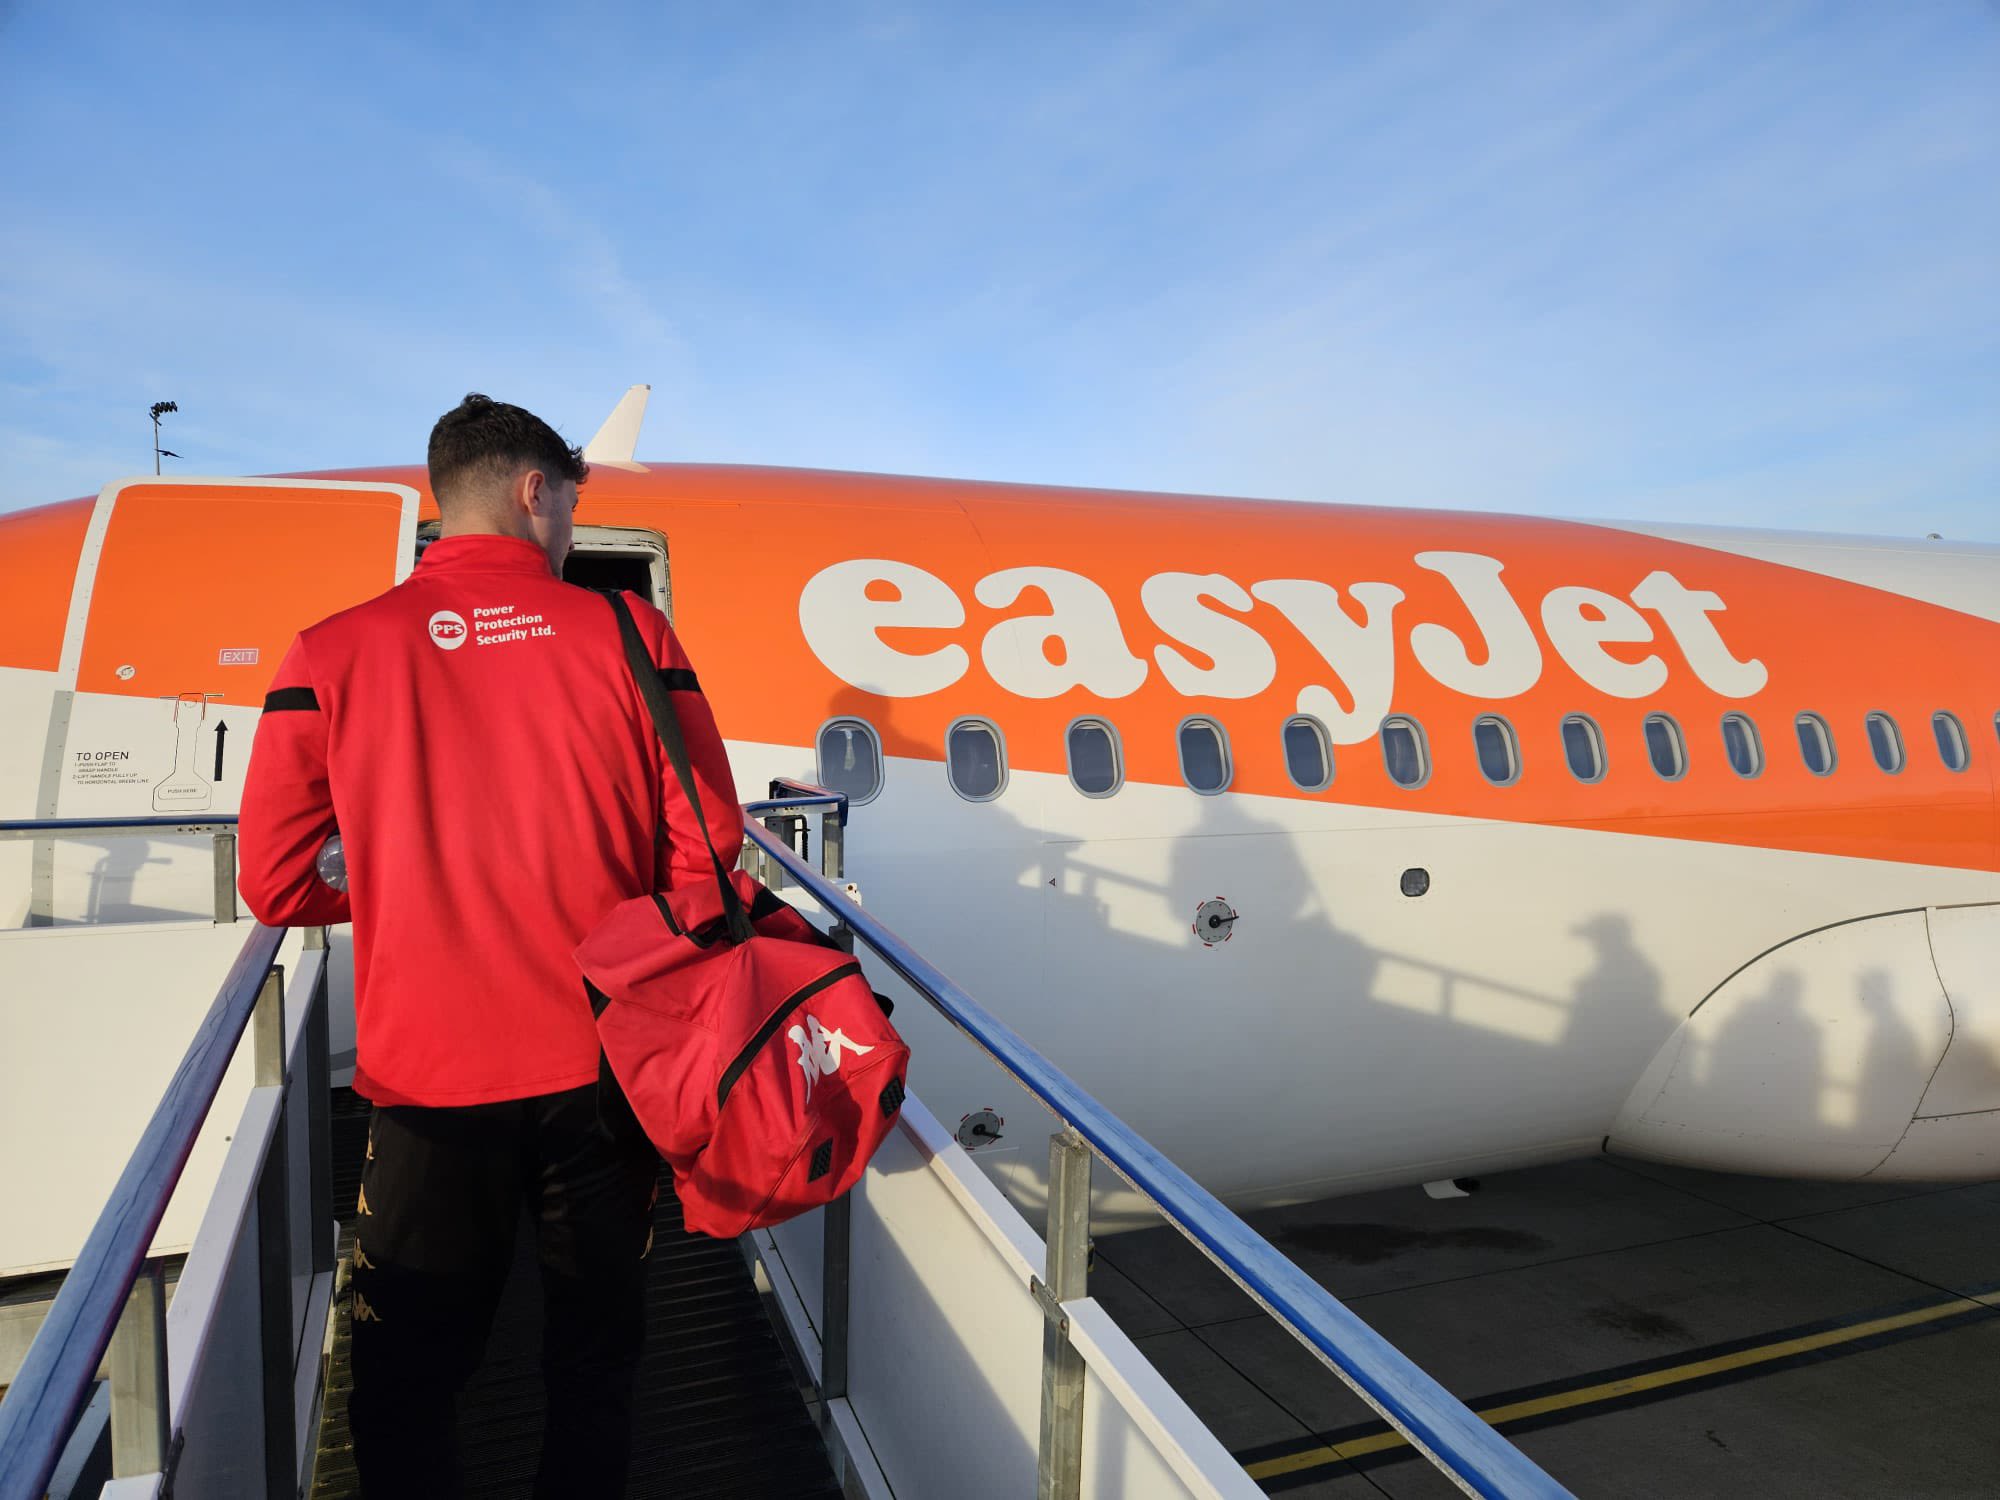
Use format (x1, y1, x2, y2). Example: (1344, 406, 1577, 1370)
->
(427, 610, 469, 651)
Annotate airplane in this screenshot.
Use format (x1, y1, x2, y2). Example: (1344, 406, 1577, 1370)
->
(4, 385, 1997, 1228)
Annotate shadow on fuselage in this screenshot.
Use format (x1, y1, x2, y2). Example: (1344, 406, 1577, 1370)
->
(831, 746, 1728, 1229)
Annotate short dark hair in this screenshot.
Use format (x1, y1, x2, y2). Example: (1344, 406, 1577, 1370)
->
(427, 393, 587, 509)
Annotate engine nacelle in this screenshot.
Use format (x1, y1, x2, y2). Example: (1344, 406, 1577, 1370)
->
(1609, 905, 2000, 1181)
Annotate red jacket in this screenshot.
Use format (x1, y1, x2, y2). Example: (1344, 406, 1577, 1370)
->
(238, 534, 740, 1107)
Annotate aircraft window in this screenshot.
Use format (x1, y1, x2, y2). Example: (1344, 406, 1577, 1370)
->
(1283, 716, 1333, 792)
(1933, 712, 1969, 772)
(1177, 718, 1232, 795)
(1643, 714, 1687, 780)
(1866, 712, 1904, 773)
(1720, 713, 1762, 778)
(1381, 717, 1430, 789)
(1066, 718, 1122, 798)
(1561, 714, 1606, 784)
(816, 718, 883, 806)
(1472, 715, 1521, 786)
(1795, 713, 1836, 775)
(946, 718, 1006, 801)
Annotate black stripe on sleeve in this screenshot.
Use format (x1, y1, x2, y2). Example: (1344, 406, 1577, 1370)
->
(654, 667, 701, 693)
(262, 687, 320, 713)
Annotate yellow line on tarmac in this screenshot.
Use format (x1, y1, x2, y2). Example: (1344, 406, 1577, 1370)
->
(1246, 1296, 1979, 1482)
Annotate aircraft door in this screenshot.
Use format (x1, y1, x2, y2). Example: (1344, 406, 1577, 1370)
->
(34, 476, 418, 923)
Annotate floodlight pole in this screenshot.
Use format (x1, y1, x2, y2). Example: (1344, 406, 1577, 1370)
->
(149, 401, 179, 474)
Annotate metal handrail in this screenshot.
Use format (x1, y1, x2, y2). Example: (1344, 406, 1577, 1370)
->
(3, 814, 245, 924)
(0, 816, 242, 838)
(0, 795, 1563, 1494)
(0, 921, 284, 1500)
(739, 783, 1570, 1500)
(758, 777, 848, 826)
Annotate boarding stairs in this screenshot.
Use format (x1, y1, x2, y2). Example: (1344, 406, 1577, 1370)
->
(0, 788, 1573, 1499)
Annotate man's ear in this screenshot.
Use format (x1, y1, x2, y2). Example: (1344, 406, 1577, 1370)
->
(519, 468, 553, 515)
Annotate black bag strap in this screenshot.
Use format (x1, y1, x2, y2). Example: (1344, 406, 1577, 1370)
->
(607, 592, 754, 945)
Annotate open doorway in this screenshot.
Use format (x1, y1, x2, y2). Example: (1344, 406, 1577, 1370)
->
(565, 526, 671, 618)
(564, 548, 654, 598)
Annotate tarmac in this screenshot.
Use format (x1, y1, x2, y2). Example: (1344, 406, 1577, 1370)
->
(1091, 1155, 2000, 1498)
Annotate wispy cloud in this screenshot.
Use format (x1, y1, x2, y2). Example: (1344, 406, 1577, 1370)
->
(427, 141, 686, 359)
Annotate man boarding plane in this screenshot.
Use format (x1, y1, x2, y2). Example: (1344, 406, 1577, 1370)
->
(4, 385, 1998, 1224)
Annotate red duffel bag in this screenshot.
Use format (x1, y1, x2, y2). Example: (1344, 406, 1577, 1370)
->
(576, 595, 909, 1237)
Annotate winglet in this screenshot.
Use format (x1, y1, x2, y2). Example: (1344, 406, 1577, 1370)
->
(582, 384, 651, 471)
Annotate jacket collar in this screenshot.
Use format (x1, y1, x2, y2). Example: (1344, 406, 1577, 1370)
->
(417, 534, 558, 577)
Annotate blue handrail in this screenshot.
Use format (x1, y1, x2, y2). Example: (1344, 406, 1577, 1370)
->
(0, 922, 284, 1500)
(739, 793, 1571, 1500)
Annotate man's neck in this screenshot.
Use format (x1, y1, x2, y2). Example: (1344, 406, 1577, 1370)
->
(437, 513, 534, 544)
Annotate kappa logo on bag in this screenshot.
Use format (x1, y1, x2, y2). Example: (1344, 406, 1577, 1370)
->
(788, 1013, 875, 1099)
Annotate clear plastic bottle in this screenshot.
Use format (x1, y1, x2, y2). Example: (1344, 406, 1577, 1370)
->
(316, 834, 348, 892)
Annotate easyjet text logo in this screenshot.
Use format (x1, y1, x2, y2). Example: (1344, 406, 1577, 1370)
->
(798, 555, 1767, 743)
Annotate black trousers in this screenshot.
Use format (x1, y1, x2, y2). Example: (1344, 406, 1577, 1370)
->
(346, 1084, 659, 1499)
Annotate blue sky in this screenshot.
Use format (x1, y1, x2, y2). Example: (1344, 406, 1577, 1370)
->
(2, 3, 1995, 536)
